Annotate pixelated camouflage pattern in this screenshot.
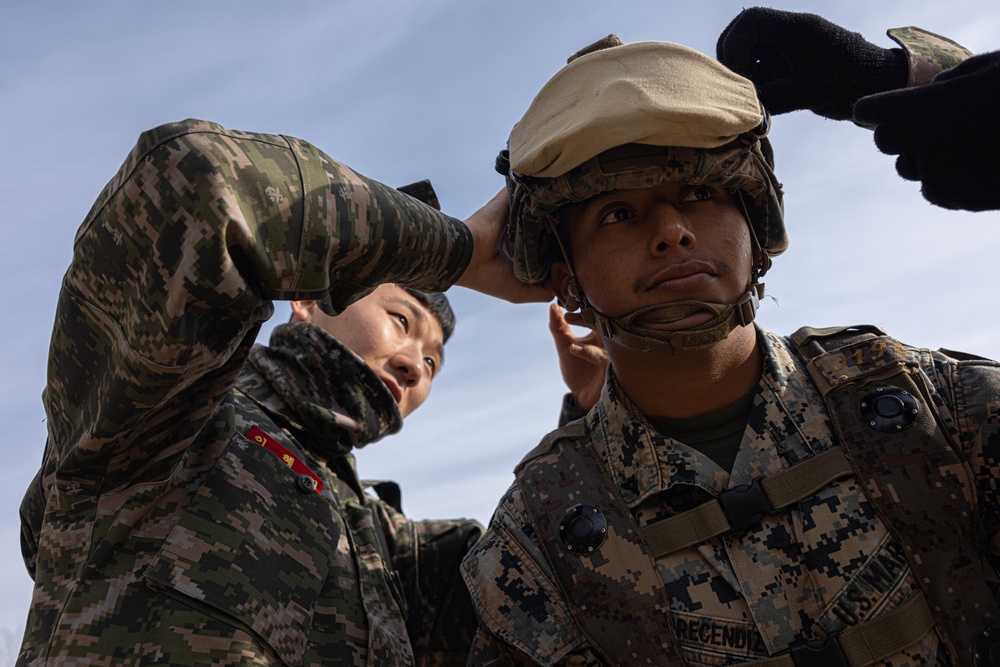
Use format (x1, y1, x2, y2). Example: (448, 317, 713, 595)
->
(887, 26, 974, 88)
(18, 119, 476, 666)
(557, 393, 588, 429)
(463, 326, 1000, 665)
(517, 425, 684, 666)
(794, 328, 1000, 664)
(462, 481, 592, 665)
(507, 138, 784, 284)
(374, 503, 484, 666)
(242, 323, 403, 453)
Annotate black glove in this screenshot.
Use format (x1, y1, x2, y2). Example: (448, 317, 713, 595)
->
(716, 7, 908, 119)
(853, 51, 1000, 212)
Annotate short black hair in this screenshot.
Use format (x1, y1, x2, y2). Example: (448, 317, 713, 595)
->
(401, 288, 456, 343)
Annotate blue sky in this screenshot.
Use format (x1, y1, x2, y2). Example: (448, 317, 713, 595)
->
(2, 1, 999, 660)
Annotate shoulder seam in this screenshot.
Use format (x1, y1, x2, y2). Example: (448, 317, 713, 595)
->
(514, 421, 587, 473)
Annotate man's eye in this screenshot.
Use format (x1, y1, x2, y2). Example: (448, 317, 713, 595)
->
(424, 357, 437, 373)
(392, 313, 408, 330)
(598, 207, 634, 225)
(681, 186, 714, 203)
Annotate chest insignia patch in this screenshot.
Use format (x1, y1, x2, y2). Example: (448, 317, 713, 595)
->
(247, 425, 324, 494)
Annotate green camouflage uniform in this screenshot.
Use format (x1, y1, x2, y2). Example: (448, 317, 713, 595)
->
(18, 119, 481, 666)
(462, 328, 1000, 666)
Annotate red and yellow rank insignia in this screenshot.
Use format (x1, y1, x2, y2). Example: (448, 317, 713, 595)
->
(246, 425, 324, 493)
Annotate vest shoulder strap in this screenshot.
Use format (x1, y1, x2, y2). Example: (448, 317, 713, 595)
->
(790, 324, 1000, 666)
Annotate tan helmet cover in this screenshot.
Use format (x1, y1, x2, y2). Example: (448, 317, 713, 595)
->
(510, 41, 764, 179)
(504, 39, 785, 285)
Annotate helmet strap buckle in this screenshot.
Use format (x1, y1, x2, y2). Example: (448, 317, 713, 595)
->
(736, 286, 761, 327)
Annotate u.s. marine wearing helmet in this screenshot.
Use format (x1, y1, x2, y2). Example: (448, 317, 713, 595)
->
(463, 27, 1000, 667)
(499, 35, 785, 353)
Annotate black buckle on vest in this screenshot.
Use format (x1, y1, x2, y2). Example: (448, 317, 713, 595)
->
(719, 478, 774, 531)
(789, 635, 848, 667)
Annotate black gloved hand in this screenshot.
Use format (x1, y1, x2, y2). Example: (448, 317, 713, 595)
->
(716, 7, 908, 119)
(853, 51, 1000, 212)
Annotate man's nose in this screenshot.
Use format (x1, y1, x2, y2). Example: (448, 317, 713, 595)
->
(392, 350, 424, 387)
(649, 202, 695, 253)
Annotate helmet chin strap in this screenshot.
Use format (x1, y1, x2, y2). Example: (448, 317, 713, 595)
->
(566, 276, 763, 354)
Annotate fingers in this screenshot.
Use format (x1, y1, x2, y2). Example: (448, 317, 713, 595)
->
(457, 189, 555, 304)
(497, 275, 554, 304)
(853, 88, 909, 127)
(463, 189, 509, 251)
(511, 282, 557, 304)
(562, 311, 590, 329)
(894, 153, 921, 183)
(550, 303, 594, 338)
(717, 7, 796, 77)
(569, 341, 609, 368)
(548, 301, 565, 328)
(855, 62, 1000, 211)
(480, 188, 509, 217)
(549, 303, 576, 345)
(551, 304, 607, 363)
(716, 9, 758, 75)
(855, 87, 927, 179)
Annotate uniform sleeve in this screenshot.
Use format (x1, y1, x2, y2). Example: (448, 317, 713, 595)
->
(941, 354, 1000, 566)
(460, 484, 601, 666)
(373, 498, 485, 666)
(40, 118, 473, 495)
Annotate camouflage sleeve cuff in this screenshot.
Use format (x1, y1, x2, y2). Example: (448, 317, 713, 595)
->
(887, 27, 974, 87)
(289, 136, 474, 314)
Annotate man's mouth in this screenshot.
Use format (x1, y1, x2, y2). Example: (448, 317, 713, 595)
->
(380, 376, 403, 404)
(643, 260, 718, 292)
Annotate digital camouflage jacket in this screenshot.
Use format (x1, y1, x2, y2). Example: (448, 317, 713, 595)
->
(18, 119, 480, 666)
(462, 328, 1000, 666)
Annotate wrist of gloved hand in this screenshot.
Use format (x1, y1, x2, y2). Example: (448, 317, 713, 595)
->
(806, 46, 907, 120)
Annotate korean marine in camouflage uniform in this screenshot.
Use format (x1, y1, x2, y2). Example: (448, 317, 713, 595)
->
(461, 32, 1000, 667)
(716, 7, 1000, 213)
(17, 118, 548, 666)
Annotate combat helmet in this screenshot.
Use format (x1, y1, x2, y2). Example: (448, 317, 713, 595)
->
(498, 36, 786, 353)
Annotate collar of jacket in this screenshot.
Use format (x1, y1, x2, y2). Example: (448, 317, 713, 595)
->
(587, 325, 797, 507)
(239, 322, 403, 457)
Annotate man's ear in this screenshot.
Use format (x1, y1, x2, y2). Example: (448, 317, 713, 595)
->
(549, 262, 582, 312)
(289, 300, 319, 323)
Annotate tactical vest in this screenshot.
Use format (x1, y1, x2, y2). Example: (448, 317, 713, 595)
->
(517, 325, 1000, 667)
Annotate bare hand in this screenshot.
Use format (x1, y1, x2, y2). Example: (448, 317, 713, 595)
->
(455, 190, 554, 303)
(549, 303, 608, 411)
